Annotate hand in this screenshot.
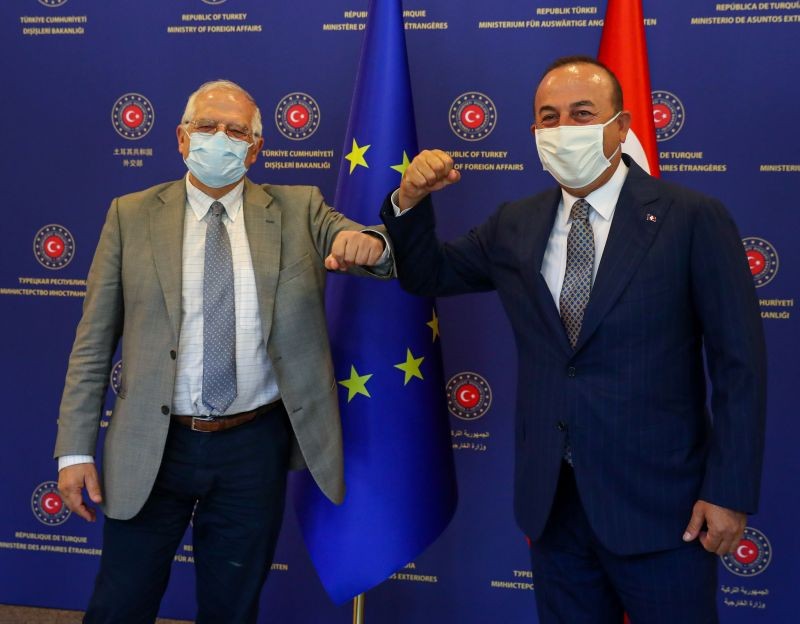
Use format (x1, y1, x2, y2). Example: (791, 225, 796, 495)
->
(325, 231, 386, 271)
(682, 499, 746, 555)
(398, 149, 461, 212)
(58, 463, 103, 522)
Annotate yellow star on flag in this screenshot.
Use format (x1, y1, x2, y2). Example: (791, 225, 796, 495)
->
(426, 308, 440, 342)
(338, 365, 373, 402)
(390, 151, 411, 176)
(345, 138, 370, 174)
(394, 348, 425, 385)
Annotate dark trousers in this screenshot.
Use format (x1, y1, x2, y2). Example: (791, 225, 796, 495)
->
(529, 464, 718, 624)
(85, 406, 291, 624)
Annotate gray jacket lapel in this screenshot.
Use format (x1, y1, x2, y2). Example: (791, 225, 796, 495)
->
(150, 180, 186, 341)
(242, 178, 279, 341)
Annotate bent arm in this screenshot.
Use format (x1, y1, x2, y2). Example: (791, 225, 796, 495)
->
(380, 192, 498, 297)
(308, 186, 394, 278)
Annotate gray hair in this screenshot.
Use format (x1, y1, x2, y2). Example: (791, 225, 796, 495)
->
(181, 79, 263, 137)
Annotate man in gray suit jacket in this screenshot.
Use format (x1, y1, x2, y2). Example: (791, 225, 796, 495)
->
(55, 80, 391, 623)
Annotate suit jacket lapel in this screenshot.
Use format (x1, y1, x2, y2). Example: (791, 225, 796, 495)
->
(520, 189, 574, 356)
(574, 162, 670, 351)
(151, 180, 186, 341)
(242, 178, 279, 341)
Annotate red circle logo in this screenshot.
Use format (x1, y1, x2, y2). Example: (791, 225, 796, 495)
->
(41, 492, 63, 515)
(746, 249, 765, 275)
(446, 372, 492, 420)
(742, 237, 779, 287)
(652, 103, 672, 129)
(651, 91, 685, 141)
(456, 383, 480, 409)
(720, 526, 772, 577)
(111, 93, 155, 140)
(449, 92, 497, 141)
(275, 93, 321, 140)
(31, 481, 72, 525)
(734, 539, 759, 565)
(43, 235, 65, 258)
(286, 104, 310, 129)
(121, 105, 144, 128)
(34, 224, 76, 270)
(460, 105, 485, 129)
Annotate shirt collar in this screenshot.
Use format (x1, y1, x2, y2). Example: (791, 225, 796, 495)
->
(559, 159, 629, 225)
(184, 175, 244, 222)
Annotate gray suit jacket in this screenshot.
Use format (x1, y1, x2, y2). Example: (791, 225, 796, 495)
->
(55, 177, 388, 519)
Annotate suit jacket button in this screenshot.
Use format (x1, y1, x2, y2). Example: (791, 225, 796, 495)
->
(556, 421, 567, 432)
(161, 405, 170, 415)
(170, 349, 177, 360)
(567, 366, 576, 377)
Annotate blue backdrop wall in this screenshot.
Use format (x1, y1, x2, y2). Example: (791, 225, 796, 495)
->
(0, 1, 797, 622)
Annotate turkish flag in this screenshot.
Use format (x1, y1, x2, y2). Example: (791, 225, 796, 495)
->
(598, 0, 660, 176)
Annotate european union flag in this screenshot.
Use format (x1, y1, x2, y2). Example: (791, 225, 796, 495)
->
(292, 0, 457, 605)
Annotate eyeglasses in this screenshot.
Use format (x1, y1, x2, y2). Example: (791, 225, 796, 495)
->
(186, 119, 253, 142)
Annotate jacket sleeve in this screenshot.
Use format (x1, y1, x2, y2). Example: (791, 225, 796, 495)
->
(379, 193, 498, 297)
(308, 186, 394, 279)
(54, 199, 124, 458)
(691, 198, 767, 514)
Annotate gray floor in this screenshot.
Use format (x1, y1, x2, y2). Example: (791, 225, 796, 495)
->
(0, 605, 190, 623)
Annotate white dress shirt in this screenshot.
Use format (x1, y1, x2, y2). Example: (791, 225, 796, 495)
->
(540, 160, 628, 306)
(172, 178, 278, 417)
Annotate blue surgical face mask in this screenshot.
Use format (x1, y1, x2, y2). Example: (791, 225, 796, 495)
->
(184, 130, 253, 188)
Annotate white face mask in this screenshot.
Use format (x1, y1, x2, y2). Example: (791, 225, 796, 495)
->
(535, 112, 621, 189)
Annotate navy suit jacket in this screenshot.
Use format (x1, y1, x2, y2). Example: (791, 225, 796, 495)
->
(381, 156, 766, 555)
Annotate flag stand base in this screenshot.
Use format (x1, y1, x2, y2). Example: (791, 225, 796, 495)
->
(352, 593, 365, 624)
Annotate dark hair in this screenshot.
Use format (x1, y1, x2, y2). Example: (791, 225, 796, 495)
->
(540, 56, 623, 111)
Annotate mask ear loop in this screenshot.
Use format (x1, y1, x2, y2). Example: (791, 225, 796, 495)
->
(603, 112, 623, 160)
(603, 111, 622, 127)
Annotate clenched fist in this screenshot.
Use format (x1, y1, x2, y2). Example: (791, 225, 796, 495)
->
(325, 230, 386, 271)
(398, 149, 461, 212)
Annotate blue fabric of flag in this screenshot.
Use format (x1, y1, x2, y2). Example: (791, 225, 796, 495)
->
(292, 0, 457, 605)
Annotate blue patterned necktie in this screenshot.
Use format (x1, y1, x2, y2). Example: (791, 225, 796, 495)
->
(558, 199, 594, 466)
(560, 198, 595, 350)
(202, 201, 237, 414)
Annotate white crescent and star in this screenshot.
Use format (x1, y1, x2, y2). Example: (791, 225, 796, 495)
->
(123, 108, 142, 126)
(289, 109, 306, 124)
(458, 387, 477, 405)
(737, 544, 753, 560)
(45, 239, 62, 255)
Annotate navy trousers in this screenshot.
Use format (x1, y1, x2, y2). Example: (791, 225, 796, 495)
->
(529, 464, 719, 624)
(84, 406, 291, 624)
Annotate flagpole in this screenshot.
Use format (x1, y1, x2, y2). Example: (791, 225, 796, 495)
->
(352, 593, 365, 624)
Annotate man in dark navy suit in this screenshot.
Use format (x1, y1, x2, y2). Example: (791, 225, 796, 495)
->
(380, 56, 766, 623)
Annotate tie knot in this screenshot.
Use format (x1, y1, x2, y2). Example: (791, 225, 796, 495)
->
(570, 199, 591, 222)
(210, 201, 226, 219)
